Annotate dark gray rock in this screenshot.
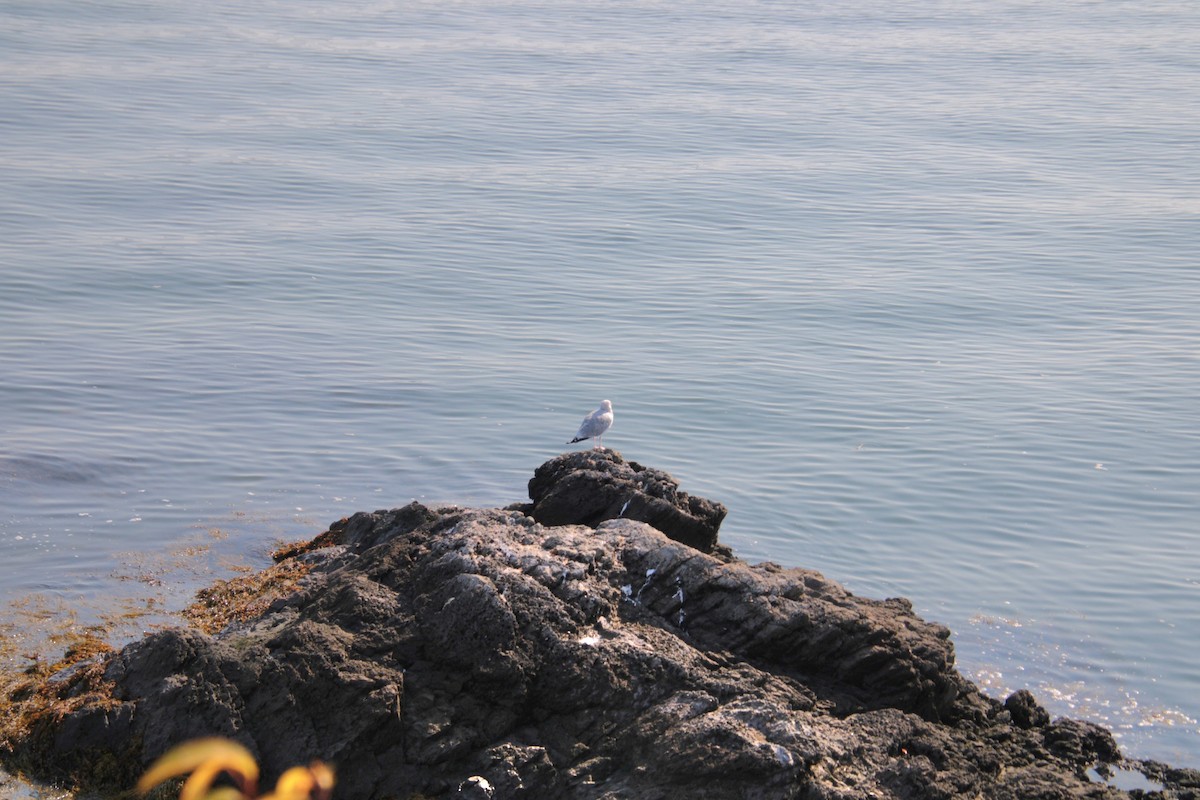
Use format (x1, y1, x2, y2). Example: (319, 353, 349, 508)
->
(524, 450, 728, 553)
(14, 457, 1199, 799)
(1043, 717, 1121, 765)
(1005, 689, 1051, 730)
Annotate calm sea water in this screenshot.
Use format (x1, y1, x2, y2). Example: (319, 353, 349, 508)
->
(2, 0, 1198, 774)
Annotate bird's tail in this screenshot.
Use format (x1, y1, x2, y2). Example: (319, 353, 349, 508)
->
(569, 436, 587, 443)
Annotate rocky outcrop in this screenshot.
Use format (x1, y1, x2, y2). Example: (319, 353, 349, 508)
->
(524, 451, 728, 554)
(8, 453, 1198, 799)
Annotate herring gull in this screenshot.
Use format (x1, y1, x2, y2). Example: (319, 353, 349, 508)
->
(569, 400, 613, 449)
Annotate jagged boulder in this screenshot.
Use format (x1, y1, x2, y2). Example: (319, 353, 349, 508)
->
(524, 450, 728, 553)
(13, 492, 1184, 799)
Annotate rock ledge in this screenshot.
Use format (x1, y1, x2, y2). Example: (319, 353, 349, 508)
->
(6, 452, 1197, 799)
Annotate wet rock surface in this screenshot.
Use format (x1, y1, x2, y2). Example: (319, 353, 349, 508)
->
(10, 453, 1199, 798)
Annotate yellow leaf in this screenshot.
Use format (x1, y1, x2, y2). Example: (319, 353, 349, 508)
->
(181, 760, 237, 800)
(136, 738, 260, 797)
(262, 766, 311, 800)
(308, 761, 335, 798)
(260, 762, 336, 800)
(199, 790, 248, 800)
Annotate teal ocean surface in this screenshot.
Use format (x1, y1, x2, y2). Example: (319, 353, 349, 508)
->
(2, 0, 1198, 774)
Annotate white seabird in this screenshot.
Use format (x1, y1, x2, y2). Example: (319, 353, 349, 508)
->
(569, 399, 614, 450)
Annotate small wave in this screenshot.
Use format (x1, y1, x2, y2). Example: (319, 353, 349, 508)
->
(0, 454, 113, 486)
